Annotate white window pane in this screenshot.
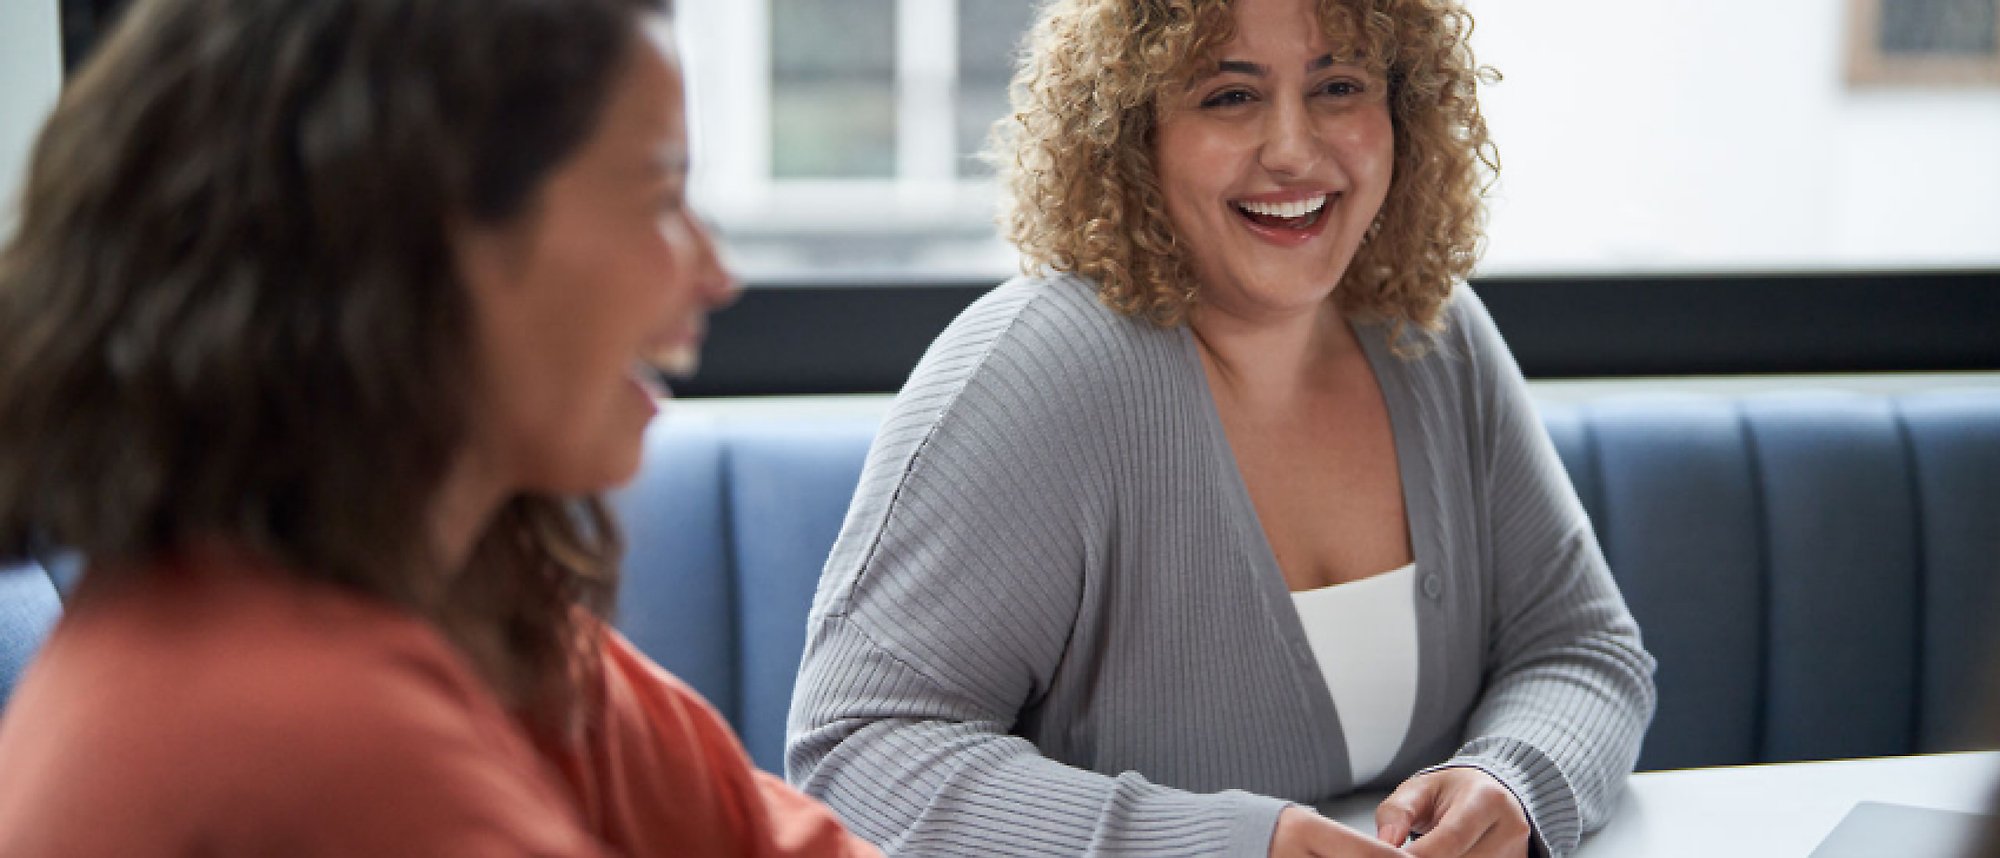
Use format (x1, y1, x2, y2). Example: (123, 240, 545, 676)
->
(771, 0, 896, 179)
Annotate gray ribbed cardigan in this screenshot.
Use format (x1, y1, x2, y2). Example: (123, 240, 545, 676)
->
(786, 274, 1656, 857)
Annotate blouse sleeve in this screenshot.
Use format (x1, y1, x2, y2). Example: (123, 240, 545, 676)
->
(784, 288, 1290, 856)
(584, 629, 883, 858)
(1424, 288, 1659, 858)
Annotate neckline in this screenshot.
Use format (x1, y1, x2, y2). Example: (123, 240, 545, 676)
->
(1175, 311, 1440, 786)
(1176, 315, 1424, 597)
(1289, 562, 1418, 599)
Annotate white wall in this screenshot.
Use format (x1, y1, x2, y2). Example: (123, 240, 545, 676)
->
(1468, 0, 2000, 274)
(0, 0, 63, 242)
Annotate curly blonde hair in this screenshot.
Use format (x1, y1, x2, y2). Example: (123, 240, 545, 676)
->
(993, 0, 1497, 330)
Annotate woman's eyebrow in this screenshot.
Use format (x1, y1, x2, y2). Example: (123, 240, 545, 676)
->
(1207, 53, 1338, 79)
(640, 150, 690, 180)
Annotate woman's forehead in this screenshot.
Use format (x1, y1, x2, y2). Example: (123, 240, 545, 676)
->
(1184, 1, 1386, 67)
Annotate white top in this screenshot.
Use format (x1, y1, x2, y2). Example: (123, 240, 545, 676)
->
(1291, 563, 1420, 785)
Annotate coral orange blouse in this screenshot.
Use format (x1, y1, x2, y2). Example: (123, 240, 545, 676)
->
(0, 554, 878, 857)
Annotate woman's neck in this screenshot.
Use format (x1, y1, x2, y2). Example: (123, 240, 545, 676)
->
(1189, 299, 1360, 410)
(430, 448, 509, 577)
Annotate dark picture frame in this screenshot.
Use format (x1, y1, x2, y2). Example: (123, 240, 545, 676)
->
(1848, 0, 2000, 86)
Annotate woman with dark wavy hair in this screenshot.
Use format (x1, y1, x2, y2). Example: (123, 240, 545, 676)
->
(0, 0, 875, 854)
(788, 0, 1654, 855)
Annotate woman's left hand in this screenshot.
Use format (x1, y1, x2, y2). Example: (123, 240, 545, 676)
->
(1374, 767, 1531, 858)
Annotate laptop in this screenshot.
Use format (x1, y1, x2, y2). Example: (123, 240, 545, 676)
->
(1808, 801, 1990, 858)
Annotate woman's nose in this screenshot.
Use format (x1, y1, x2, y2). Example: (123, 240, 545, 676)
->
(1258, 98, 1321, 178)
(688, 218, 740, 311)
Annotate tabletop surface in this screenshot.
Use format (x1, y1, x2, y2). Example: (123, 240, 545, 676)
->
(1322, 751, 1999, 857)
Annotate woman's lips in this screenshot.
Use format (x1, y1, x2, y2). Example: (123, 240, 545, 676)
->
(628, 362, 668, 414)
(1233, 194, 1334, 247)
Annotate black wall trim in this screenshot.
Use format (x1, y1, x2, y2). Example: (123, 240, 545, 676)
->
(677, 269, 2000, 397)
(1478, 269, 2000, 378)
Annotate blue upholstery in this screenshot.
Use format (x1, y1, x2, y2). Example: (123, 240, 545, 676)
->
(1556, 396, 1766, 770)
(722, 420, 876, 772)
(1745, 394, 1921, 763)
(5, 388, 1998, 779)
(610, 417, 738, 724)
(607, 415, 876, 771)
(43, 552, 81, 597)
(1903, 391, 2000, 750)
(0, 559, 61, 705)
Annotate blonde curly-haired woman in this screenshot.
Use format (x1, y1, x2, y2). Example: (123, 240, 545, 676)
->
(787, 0, 1655, 856)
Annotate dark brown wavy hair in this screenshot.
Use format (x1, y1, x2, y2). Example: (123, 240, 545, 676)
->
(994, 0, 1498, 330)
(0, 0, 667, 728)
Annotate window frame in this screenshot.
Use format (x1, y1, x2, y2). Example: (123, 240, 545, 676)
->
(684, 0, 1004, 238)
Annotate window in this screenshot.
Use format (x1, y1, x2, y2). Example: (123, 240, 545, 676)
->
(0, 0, 61, 243)
(679, 0, 1032, 280)
(770, 0, 896, 179)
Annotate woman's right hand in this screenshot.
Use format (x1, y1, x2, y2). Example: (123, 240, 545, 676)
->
(1271, 806, 1410, 857)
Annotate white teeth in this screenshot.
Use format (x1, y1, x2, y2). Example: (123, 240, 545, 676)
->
(1237, 195, 1327, 219)
(639, 346, 698, 381)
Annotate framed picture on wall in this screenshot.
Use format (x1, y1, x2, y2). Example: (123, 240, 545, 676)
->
(1847, 0, 2000, 86)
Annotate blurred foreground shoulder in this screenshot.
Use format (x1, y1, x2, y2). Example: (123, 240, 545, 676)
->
(0, 567, 599, 857)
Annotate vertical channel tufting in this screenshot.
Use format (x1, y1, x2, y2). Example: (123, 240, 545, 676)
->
(717, 439, 741, 722)
(1745, 392, 1920, 762)
(1899, 390, 2000, 751)
(610, 416, 740, 725)
(725, 419, 879, 773)
(1736, 399, 1774, 764)
(1892, 398, 1929, 755)
(1588, 394, 1762, 769)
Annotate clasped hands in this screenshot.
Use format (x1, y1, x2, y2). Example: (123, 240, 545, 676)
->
(1271, 767, 1531, 858)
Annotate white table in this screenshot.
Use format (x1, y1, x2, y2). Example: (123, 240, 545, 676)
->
(1322, 752, 1998, 856)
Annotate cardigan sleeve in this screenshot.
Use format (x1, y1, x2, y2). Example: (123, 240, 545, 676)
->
(785, 283, 1291, 857)
(1424, 288, 1658, 858)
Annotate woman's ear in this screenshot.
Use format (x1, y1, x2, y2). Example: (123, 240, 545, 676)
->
(450, 212, 537, 305)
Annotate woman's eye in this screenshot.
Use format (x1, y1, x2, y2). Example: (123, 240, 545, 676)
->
(656, 190, 686, 218)
(1199, 88, 1255, 109)
(1318, 79, 1363, 97)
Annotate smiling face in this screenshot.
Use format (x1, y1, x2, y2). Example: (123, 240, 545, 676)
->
(457, 18, 735, 498)
(1154, 0, 1394, 325)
